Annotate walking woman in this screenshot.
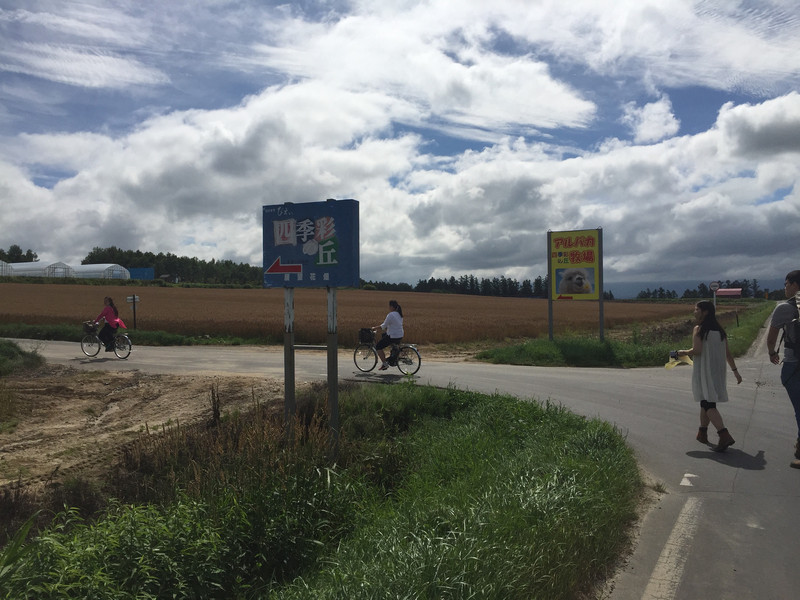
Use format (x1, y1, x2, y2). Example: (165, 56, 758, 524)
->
(676, 301, 742, 452)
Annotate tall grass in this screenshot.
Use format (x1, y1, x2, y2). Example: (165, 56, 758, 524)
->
(276, 393, 640, 599)
(0, 340, 44, 435)
(0, 339, 44, 377)
(0, 383, 641, 599)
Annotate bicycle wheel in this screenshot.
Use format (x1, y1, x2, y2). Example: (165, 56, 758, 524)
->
(81, 335, 101, 357)
(397, 346, 421, 375)
(114, 335, 132, 359)
(354, 344, 378, 372)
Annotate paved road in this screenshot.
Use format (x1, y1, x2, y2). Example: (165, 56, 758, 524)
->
(8, 336, 800, 600)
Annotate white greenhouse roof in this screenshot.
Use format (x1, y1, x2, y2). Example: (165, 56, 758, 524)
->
(0, 260, 11, 276)
(9, 261, 75, 277)
(72, 263, 131, 279)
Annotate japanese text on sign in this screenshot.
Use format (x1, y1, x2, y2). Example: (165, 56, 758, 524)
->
(273, 217, 340, 266)
(548, 228, 601, 300)
(262, 199, 359, 288)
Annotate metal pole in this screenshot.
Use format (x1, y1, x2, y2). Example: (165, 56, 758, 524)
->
(547, 230, 554, 341)
(284, 287, 296, 437)
(327, 287, 339, 452)
(598, 227, 604, 342)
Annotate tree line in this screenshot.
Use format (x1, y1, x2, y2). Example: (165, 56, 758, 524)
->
(82, 246, 262, 286)
(363, 274, 554, 298)
(0, 244, 38, 263)
(0, 244, 781, 299)
(637, 279, 774, 300)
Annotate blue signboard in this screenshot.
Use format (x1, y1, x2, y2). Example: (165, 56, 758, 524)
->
(262, 199, 360, 288)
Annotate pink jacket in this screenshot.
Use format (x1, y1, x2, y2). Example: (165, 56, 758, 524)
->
(95, 306, 126, 329)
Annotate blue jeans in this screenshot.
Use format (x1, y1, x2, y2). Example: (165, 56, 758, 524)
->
(781, 361, 800, 439)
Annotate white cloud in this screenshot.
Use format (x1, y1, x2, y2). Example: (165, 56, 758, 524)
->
(621, 96, 680, 143)
(1, 1, 800, 292)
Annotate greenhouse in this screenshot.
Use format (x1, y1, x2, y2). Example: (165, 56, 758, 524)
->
(9, 261, 75, 278)
(72, 263, 131, 280)
(0, 260, 10, 277)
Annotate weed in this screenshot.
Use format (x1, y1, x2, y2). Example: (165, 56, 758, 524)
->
(0, 384, 642, 599)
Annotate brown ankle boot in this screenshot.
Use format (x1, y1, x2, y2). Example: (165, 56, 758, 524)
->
(696, 427, 709, 444)
(713, 428, 735, 452)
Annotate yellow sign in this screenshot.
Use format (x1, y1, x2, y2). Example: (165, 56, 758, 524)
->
(549, 229, 600, 300)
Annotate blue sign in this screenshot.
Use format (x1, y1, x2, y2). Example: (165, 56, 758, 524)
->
(262, 199, 360, 288)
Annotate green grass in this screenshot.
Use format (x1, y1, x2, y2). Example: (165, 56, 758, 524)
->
(477, 302, 775, 367)
(0, 383, 641, 599)
(0, 322, 276, 347)
(0, 339, 44, 377)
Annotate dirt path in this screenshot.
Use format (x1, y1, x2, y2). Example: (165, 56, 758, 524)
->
(0, 365, 285, 488)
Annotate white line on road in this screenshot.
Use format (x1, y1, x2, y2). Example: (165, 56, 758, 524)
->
(641, 496, 702, 600)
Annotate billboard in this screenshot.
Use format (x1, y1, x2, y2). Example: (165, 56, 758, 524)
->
(262, 199, 359, 288)
(548, 228, 601, 300)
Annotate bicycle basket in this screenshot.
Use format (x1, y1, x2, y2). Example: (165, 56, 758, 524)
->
(83, 321, 97, 334)
(359, 328, 374, 343)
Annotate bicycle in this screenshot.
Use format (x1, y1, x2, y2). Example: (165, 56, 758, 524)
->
(353, 328, 421, 375)
(81, 321, 132, 359)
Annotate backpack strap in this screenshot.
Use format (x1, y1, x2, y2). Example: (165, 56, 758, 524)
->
(780, 297, 800, 352)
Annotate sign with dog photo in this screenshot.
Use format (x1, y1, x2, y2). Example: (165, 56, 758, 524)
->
(548, 228, 601, 300)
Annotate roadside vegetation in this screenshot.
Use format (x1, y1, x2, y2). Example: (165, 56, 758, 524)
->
(477, 301, 774, 367)
(0, 322, 265, 348)
(0, 370, 640, 599)
(0, 340, 44, 435)
(0, 339, 44, 377)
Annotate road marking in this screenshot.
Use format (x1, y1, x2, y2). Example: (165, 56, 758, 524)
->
(680, 473, 698, 486)
(641, 496, 702, 600)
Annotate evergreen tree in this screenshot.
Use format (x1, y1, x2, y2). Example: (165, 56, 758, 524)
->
(0, 244, 38, 263)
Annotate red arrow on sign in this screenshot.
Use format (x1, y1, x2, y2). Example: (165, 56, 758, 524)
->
(265, 257, 303, 274)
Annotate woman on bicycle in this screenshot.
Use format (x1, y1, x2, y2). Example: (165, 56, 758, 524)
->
(373, 300, 404, 370)
(94, 296, 125, 352)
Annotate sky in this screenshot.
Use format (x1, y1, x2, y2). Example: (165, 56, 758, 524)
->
(1, 0, 799, 296)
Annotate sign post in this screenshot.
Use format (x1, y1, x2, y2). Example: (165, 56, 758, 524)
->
(263, 199, 359, 450)
(125, 295, 140, 329)
(710, 281, 720, 307)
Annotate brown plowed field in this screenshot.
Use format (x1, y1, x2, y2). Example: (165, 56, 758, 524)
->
(0, 282, 711, 345)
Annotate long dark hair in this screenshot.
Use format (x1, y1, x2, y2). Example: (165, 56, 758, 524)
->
(389, 299, 403, 318)
(105, 296, 119, 317)
(696, 300, 726, 341)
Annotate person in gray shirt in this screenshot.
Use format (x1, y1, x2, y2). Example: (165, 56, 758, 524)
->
(766, 270, 800, 469)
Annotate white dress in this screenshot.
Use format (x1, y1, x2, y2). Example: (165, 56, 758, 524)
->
(692, 330, 729, 403)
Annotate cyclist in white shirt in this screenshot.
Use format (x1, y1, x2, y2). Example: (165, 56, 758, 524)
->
(372, 300, 404, 370)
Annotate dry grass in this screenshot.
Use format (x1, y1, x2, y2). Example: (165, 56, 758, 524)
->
(0, 283, 725, 345)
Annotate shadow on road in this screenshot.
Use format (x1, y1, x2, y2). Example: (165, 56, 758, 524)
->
(686, 448, 767, 470)
(346, 371, 410, 384)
